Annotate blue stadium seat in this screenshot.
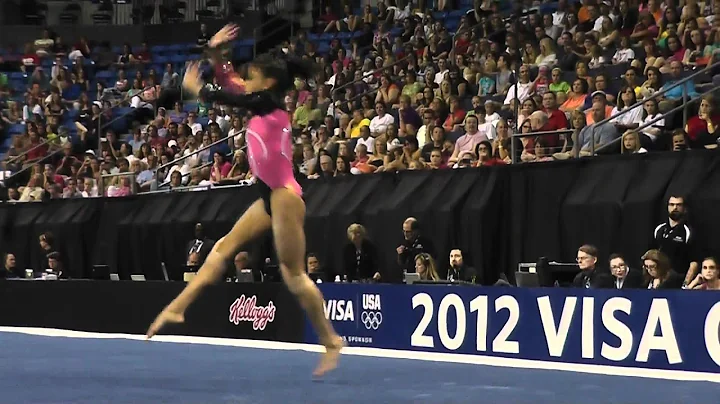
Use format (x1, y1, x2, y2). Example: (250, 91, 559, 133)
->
(170, 54, 187, 64)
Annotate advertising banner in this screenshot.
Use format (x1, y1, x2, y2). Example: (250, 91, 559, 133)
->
(307, 284, 720, 374)
(0, 280, 304, 343)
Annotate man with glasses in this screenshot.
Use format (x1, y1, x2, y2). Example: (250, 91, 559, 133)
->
(608, 253, 644, 289)
(572, 244, 613, 288)
(395, 217, 436, 283)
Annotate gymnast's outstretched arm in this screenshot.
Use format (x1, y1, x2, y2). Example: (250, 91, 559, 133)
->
(198, 86, 271, 111)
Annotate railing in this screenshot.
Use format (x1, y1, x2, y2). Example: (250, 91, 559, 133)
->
(596, 85, 720, 154)
(510, 128, 575, 164)
(5, 137, 54, 166)
(253, 13, 292, 58)
(153, 129, 245, 185)
(99, 171, 137, 197)
(587, 60, 717, 155)
(5, 89, 155, 185)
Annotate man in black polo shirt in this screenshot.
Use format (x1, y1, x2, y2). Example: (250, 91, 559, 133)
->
(651, 196, 700, 286)
(396, 217, 435, 283)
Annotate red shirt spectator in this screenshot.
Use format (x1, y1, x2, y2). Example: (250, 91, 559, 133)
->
(26, 137, 48, 161)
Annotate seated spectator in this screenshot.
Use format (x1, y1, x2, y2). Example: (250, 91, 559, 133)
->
(687, 257, 720, 290)
(572, 244, 613, 288)
(415, 253, 440, 281)
(642, 249, 684, 289)
(448, 115, 485, 164)
(560, 79, 589, 112)
(576, 102, 620, 155)
(658, 61, 699, 113)
(369, 102, 394, 136)
(685, 96, 720, 148)
(621, 131, 648, 154)
(638, 98, 665, 149)
(474, 140, 505, 167)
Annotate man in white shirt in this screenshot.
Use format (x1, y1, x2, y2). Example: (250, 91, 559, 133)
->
(207, 108, 229, 133)
(369, 102, 394, 136)
(434, 58, 449, 85)
(187, 111, 203, 135)
(416, 109, 436, 147)
(355, 126, 375, 155)
(503, 65, 534, 108)
(448, 115, 487, 164)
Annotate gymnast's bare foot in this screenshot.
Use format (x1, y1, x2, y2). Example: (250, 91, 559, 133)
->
(146, 307, 185, 339)
(313, 336, 345, 377)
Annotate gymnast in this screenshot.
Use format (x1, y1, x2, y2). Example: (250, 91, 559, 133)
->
(146, 24, 344, 377)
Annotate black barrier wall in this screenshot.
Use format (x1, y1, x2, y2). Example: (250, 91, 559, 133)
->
(0, 280, 304, 342)
(2, 151, 720, 283)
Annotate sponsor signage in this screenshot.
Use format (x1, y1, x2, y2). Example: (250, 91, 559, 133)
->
(228, 294, 276, 331)
(306, 284, 720, 374)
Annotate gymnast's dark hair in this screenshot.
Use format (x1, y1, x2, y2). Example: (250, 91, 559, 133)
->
(251, 52, 315, 94)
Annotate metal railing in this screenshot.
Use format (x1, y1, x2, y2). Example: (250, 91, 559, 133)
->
(596, 85, 720, 154)
(100, 171, 137, 197)
(587, 61, 716, 155)
(5, 89, 155, 184)
(510, 128, 575, 163)
(253, 13, 292, 58)
(5, 137, 54, 166)
(153, 129, 245, 185)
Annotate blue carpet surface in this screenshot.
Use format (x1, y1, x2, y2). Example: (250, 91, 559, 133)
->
(0, 332, 717, 404)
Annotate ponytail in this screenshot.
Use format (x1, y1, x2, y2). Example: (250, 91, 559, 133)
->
(284, 57, 315, 81)
(251, 52, 317, 93)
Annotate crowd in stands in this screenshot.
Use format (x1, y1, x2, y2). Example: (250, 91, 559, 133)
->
(2, 0, 720, 203)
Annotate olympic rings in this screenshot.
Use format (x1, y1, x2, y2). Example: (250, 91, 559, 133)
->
(361, 311, 382, 330)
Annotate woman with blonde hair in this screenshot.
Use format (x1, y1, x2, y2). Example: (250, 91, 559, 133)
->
(642, 249, 684, 289)
(343, 223, 380, 282)
(621, 131, 648, 154)
(415, 253, 440, 281)
(536, 38, 558, 67)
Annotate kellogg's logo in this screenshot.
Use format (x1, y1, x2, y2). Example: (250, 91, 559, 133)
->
(229, 294, 276, 331)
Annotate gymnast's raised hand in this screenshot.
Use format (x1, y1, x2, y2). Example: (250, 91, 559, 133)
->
(181, 62, 204, 96)
(208, 24, 239, 48)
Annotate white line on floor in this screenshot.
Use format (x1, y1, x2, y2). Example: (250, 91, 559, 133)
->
(1, 326, 718, 384)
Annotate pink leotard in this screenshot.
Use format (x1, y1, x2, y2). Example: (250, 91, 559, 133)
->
(202, 68, 301, 196)
(246, 109, 302, 196)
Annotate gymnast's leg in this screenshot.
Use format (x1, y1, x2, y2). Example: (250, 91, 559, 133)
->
(270, 188, 344, 377)
(146, 199, 272, 338)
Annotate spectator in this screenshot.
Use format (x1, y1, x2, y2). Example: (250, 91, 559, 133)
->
(609, 253, 644, 289)
(0, 253, 20, 279)
(572, 244, 613, 288)
(642, 249, 684, 289)
(448, 115, 485, 164)
(687, 257, 720, 290)
(343, 224, 380, 283)
(46, 251, 67, 279)
(446, 248, 478, 284)
(396, 217, 435, 281)
(186, 223, 215, 264)
(414, 253, 440, 281)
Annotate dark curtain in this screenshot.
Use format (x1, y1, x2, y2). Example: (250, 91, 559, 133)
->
(2, 150, 720, 284)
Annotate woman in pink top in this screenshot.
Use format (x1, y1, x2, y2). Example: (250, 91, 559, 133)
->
(146, 24, 343, 377)
(209, 151, 232, 183)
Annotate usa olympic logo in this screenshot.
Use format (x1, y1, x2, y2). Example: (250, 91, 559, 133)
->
(361, 311, 382, 330)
